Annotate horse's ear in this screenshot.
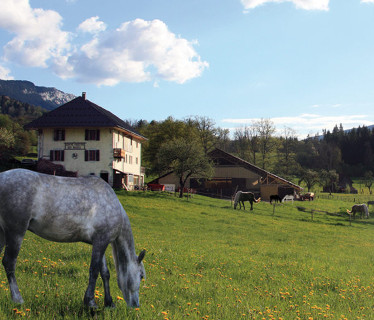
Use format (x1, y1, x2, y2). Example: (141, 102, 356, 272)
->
(138, 250, 146, 263)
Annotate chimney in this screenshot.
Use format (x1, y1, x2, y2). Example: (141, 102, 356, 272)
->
(82, 92, 86, 100)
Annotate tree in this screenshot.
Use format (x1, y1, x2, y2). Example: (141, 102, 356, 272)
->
(254, 118, 276, 170)
(276, 127, 298, 176)
(157, 138, 214, 198)
(364, 171, 373, 194)
(186, 116, 217, 155)
(298, 169, 319, 192)
(319, 170, 339, 194)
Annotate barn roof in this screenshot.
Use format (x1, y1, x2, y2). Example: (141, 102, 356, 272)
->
(24, 93, 146, 141)
(208, 148, 302, 191)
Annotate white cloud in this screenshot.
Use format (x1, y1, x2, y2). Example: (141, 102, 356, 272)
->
(222, 114, 371, 138)
(78, 16, 107, 34)
(241, 0, 329, 11)
(361, 0, 374, 3)
(0, 64, 14, 80)
(56, 18, 209, 85)
(0, 0, 71, 68)
(0, 1, 207, 86)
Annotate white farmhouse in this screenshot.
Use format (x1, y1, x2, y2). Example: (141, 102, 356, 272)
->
(25, 92, 146, 189)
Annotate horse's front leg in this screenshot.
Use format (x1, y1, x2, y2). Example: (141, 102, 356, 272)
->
(100, 255, 115, 308)
(2, 229, 25, 304)
(250, 200, 253, 210)
(84, 241, 108, 308)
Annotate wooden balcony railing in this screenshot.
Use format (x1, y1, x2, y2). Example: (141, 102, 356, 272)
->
(113, 148, 126, 159)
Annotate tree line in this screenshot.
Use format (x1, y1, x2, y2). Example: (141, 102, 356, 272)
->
(130, 117, 374, 194)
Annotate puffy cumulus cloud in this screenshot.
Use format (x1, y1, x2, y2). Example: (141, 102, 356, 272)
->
(0, 0, 71, 68)
(0, 1, 207, 86)
(0, 64, 14, 80)
(241, 0, 329, 11)
(57, 18, 209, 85)
(77, 16, 107, 34)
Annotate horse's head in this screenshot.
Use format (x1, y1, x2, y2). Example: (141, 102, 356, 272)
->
(121, 250, 146, 308)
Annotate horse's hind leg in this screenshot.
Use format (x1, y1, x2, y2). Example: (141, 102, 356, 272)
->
(2, 230, 25, 304)
(100, 255, 115, 308)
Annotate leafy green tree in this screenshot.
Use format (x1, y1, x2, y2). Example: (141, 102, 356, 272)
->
(319, 170, 339, 194)
(157, 138, 214, 198)
(298, 169, 319, 192)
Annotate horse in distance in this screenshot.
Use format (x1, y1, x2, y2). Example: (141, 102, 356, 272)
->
(270, 195, 282, 204)
(233, 191, 261, 210)
(347, 204, 369, 219)
(0, 169, 145, 308)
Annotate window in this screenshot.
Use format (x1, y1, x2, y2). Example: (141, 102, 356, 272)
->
(85, 150, 100, 161)
(85, 129, 100, 141)
(50, 150, 64, 161)
(136, 157, 138, 164)
(54, 129, 65, 141)
(129, 155, 133, 164)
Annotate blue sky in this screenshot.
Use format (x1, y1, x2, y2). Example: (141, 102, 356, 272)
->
(1, 0, 374, 138)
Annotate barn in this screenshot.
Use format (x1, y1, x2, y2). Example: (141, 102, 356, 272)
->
(151, 148, 302, 200)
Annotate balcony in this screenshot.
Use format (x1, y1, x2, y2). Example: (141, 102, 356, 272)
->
(113, 148, 126, 159)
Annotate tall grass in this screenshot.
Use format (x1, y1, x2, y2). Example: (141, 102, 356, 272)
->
(0, 192, 373, 319)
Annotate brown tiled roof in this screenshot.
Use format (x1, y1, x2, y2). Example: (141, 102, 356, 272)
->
(24, 96, 146, 140)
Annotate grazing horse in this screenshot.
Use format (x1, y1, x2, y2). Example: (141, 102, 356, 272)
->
(270, 195, 281, 204)
(0, 169, 145, 308)
(233, 191, 261, 210)
(347, 204, 369, 219)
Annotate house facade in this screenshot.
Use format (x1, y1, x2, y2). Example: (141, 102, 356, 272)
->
(25, 93, 146, 189)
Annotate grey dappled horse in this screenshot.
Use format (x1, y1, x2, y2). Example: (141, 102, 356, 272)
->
(233, 191, 261, 210)
(0, 169, 145, 308)
(347, 204, 369, 219)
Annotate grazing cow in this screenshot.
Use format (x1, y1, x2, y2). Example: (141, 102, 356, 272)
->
(347, 204, 369, 219)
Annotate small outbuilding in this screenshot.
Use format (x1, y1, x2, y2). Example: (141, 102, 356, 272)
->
(151, 148, 302, 200)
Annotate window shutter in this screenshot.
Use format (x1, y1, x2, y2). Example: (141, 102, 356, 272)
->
(62, 130, 65, 141)
(96, 129, 100, 141)
(61, 150, 65, 161)
(53, 130, 57, 141)
(85, 150, 88, 161)
(85, 129, 88, 141)
(96, 150, 100, 161)
(50, 150, 54, 161)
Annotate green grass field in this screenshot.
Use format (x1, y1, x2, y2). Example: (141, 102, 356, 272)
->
(0, 192, 374, 319)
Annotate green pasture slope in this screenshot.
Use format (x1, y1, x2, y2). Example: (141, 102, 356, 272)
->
(0, 193, 374, 319)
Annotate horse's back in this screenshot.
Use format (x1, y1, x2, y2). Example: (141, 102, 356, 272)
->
(0, 169, 124, 243)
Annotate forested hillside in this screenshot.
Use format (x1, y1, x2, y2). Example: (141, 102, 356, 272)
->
(0, 95, 46, 166)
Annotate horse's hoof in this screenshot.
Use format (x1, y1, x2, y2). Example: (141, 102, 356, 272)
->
(105, 302, 116, 308)
(84, 298, 98, 309)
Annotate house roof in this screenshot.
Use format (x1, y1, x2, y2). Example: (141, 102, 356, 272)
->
(208, 148, 302, 191)
(24, 94, 146, 140)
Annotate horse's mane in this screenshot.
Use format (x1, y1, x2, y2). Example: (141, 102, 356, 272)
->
(234, 191, 242, 205)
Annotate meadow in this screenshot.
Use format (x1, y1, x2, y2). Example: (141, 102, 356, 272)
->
(0, 191, 374, 319)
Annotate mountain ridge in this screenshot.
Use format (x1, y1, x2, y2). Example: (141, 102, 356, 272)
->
(0, 79, 76, 110)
